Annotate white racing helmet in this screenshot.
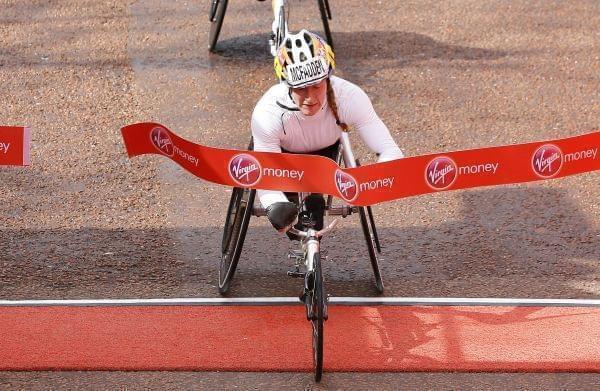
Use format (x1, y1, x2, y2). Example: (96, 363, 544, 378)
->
(274, 29, 335, 88)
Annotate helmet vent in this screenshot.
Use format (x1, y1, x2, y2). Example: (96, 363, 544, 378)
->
(295, 39, 302, 47)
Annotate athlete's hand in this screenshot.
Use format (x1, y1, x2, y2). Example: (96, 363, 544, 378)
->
(265, 202, 298, 232)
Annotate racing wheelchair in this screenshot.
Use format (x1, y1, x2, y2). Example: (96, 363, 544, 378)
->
(219, 132, 383, 381)
(219, 133, 383, 295)
(208, 0, 335, 53)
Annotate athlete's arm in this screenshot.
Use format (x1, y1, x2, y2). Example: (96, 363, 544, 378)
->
(341, 82, 404, 162)
(250, 103, 289, 208)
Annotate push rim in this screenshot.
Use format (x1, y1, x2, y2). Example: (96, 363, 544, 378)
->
(358, 206, 384, 293)
(218, 188, 255, 293)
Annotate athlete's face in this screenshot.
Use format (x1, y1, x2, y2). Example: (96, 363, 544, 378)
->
(290, 79, 327, 116)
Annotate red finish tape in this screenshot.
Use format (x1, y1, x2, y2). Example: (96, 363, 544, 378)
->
(0, 126, 30, 166)
(121, 123, 599, 206)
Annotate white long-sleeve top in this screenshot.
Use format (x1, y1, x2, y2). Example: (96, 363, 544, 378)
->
(251, 76, 404, 207)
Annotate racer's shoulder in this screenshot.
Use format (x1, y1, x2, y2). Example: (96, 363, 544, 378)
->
(254, 83, 290, 110)
(330, 75, 368, 101)
(252, 83, 288, 133)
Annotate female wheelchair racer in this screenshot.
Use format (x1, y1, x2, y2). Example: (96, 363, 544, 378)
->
(252, 29, 404, 234)
(218, 29, 405, 295)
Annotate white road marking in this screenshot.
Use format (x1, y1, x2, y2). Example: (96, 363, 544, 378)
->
(1, 297, 599, 307)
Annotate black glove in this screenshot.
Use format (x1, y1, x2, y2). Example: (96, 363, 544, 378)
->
(265, 201, 298, 232)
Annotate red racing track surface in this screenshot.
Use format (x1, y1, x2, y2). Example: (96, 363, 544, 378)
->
(2, 305, 599, 372)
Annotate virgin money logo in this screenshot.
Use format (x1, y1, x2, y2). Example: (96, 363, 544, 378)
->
(425, 156, 457, 190)
(150, 127, 173, 157)
(335, 169, 358, 202)
(229, 154, 262, 187)
(532, 144, 563, 178)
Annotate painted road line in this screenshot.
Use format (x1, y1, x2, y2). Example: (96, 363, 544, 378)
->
(1, 297, 600, 307)
(329, 297, 600, 307)
(0, 297, 301, 307)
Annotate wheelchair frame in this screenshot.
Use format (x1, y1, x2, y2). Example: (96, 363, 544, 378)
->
(208, 0, 335, 53)
(218, 133, 383, 294)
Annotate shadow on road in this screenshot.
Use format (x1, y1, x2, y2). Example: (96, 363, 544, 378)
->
(1, 185, 598, 300)
(210, 30, 514, 65)
(1, 28, 519, 71)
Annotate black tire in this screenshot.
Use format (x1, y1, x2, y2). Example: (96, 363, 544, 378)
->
(358, 206, 384, 293)
(221, 187, 241, 253)
(366, 205, 382, 253)
(317, 0, 334, 48)
(219, 187, 255, 294)
(208, 0, 228, 52)
(310, 253, 325, 382)
(274, 4, 287, 50)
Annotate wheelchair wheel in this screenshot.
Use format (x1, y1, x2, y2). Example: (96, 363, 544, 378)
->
(308, 252, 325, 381)
(275, 2, 287, 49)
(317, 0, 334, 48)
(366, 205, 382, 253)
(219, 187, 255, 294)
(358, 206, 384, 293)
(208, 0, 228, 52)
